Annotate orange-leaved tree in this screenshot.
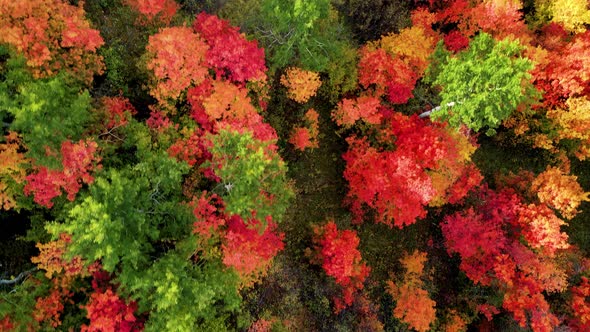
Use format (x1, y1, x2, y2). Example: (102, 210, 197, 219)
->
(0, 0, 104, 84)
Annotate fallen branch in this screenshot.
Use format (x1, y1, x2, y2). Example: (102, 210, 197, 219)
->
(0, 267, 37, 286)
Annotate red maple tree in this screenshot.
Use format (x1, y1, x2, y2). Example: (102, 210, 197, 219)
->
(310, 221, 370, 312)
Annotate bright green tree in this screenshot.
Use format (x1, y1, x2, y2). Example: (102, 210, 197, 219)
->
(428, 33, 537, 135)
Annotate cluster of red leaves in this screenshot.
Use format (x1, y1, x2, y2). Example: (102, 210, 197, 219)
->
(125, 0, 178, 25)
(386, 251, 436, 332)
(343, 113, 480, 227)
(310, 221, 370, 312)
(191, 192, 285, 284)
(33, 285, 72, 328)
(24, 140, 101, 208)
(358, 49, 418, 104)
(193, 13, 266, 84)
(145, 108, 174, 132)
(81, 285, 141, 332)
(167, 130, 212, 167)
(100, 97, 137, 130)
(0, 316, 13, 331)
(0, 0, 104, 84)
(441, 188, 569, 331)
(0, 132, 27, 210)
(570, 277, 590, 330)
(443, 30, 470, 53)
(222, 215, 284, 280)
(289, 109, 320, 151)
(433, 0, 531, 43)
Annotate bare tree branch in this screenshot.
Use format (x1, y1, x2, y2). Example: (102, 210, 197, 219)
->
(0, 268, 37, 286)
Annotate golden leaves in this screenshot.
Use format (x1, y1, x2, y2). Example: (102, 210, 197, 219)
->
(280, 67, 322, 103)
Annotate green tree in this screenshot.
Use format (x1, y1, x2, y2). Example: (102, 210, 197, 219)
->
(0, 51, 92, 165)
(427, 33, 537, 135)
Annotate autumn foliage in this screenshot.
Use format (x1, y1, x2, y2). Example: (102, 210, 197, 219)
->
(24, 140, 100, 208)
(442, 188, 569, 331)
(0, 132, 27, 210)
(310, 221, 370, 312)
(343, 113, 480, 227)
(126, 0, 178, 25)
(387, 251, 436, 332)
(0, 0, 104, 84)
(289, 109, 320, 151)
(280, 67, 322, 103)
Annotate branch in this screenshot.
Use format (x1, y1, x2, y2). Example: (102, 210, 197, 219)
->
(0, 267, 37, 286)
(419, 102, 457, 118)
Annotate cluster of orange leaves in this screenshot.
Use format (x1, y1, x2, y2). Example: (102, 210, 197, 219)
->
(531, 166, 590, 219)
(289, 109, 320, 151)
(29, 233, 101, 329)
(145, 26, 209, 107)
(125, 0, 178, 25)
(332, 96, 382, 128)
(0, 0, 104, 84)
(280, 67, 322, 103)
(0, 132, 27, 210)
(387, 251, 436, 332)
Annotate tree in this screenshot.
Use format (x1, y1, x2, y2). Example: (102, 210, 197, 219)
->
(310, 221, 370, 312)
(204, 129, 294, 223)
(387, 251, 437, 332)
(24, 140, 100, 208)
(428, 33, 537, 135)
(0, 53, 94, 165)
(342, 113, 481, 227)
(126, 0, 178, 25)
(193, 12, 267, 84)
(441, 188, 569, 331)
(144, 26, 209, 107)
(289, 108, 319, 151)
(280, 67, 322, 103)
(0, 0, 104, 85)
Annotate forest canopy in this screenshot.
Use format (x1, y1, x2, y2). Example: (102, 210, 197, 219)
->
(2, 0, 590, 331)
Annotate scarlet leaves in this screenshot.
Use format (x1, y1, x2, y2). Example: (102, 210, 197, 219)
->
(24, 139, 100, 208)
(343, 113, 480, 227)
(222, 216, 285, 282)
(289, 109, 319, 151)
(126, 0, 178, 25)
(310, 221, 370, 312)
(441, 188, 569, 331)
(193, 13, 266, 84)
(191, 192, 285, 286)
(81, 286, 141, 332)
